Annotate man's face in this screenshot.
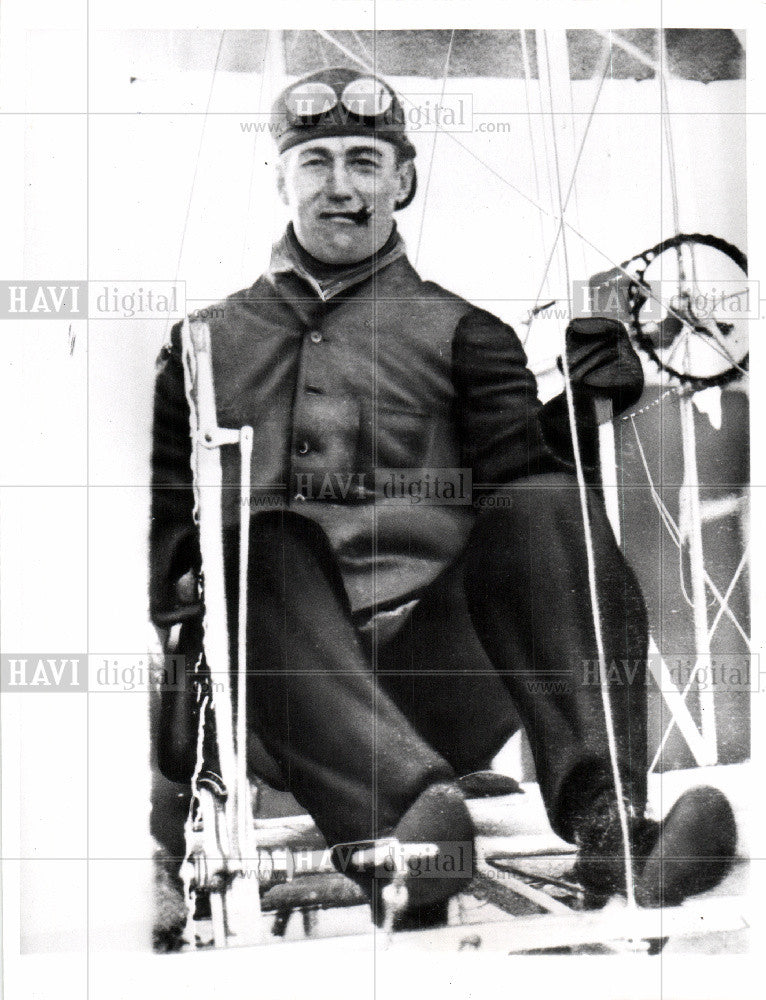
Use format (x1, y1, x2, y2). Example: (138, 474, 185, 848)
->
(277, 135, 413, 265)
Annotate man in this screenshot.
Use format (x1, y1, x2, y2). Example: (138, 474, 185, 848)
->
(150, 67, 736, 927)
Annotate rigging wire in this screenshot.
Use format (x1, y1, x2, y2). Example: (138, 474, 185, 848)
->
(541, 30, 637, 911)
(650, 543, 750, 771)
(315, 23, 649, 910)
(313, 29, 745, 377)
(629, 402, 749, 774)
(239, 31, 275, 285)
(414, 29, 456, 266)
(629, 415, 750, 649)
(519, 28, 551, 298)
(174, 29, 749, 935)
(352, 29, 373, 63)
(168, 30, 227, 341)
(531, 31, 559, 293)
(658, 29, 692, 292)
(658, 26, 718, 762)
(313, 23, 750, 900)
(565, 38, 589, 280)
(524, 37, 613, 344)
(707, 545, 749, 643)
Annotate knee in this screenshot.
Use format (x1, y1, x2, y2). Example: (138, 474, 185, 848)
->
(241, 510, 335, 571)
(249, 509, 325, 548)
(470, 472, 585, 555)
(466, 474, 629, 599)
(241, 510, 347, 606)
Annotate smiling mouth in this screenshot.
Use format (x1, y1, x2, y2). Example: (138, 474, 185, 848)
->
(320, 208, 372, 225)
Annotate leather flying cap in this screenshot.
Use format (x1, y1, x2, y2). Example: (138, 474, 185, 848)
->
(272, 66, 417, 161)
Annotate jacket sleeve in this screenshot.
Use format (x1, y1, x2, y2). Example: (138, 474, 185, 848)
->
(452, 307, 598, 486)
(149, 321, 202, 626)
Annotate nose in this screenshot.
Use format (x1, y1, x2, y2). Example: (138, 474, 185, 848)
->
(325, 159, 354, 200)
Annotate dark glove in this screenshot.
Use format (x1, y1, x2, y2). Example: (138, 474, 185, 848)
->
(557, 316, 644, 416)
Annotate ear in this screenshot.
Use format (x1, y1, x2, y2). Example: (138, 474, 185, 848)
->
(396, 158, 415, 202)
(275, 160, 290, 207)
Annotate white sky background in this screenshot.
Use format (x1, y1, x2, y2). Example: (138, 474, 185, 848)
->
(0, 3, 764, 999)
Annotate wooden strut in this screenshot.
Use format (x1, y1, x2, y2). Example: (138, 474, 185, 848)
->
(366, 897, 747, 954)
(679, 390, 718, 763)
(181, 316, 262, 947)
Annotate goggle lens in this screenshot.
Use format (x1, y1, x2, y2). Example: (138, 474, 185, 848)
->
(285, 81, 337, 119)
(340, 77, 394, 118)
(284, 77, 395, 124)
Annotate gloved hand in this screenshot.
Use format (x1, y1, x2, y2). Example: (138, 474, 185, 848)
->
(557, 316, 644, 416)
(175, 569, 199, 606)
(150, 569, 202, 628)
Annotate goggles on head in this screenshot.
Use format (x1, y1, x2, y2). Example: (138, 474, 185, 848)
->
(273, 68, 417, 205)
(284, 76, 398, 126)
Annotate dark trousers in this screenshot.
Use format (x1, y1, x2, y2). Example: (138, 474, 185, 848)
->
(202, 471, 649, 849)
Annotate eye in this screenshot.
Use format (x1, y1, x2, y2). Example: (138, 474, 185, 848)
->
(350, 157, 379, 170)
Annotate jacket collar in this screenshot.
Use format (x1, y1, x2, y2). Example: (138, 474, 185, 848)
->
(267, 222, 407, 302)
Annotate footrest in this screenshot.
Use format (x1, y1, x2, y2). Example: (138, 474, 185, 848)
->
(261, 873, 368, 912)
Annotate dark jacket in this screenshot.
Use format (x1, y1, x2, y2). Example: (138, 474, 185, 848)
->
(150, 227, 575, 625)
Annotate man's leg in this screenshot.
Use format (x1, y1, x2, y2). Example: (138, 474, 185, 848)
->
(225, 510, 473, 910)
(460, 472, 649, 843)
(375, 471, 646, 828)
(461, 472, 736, 902)
(372, 564, 522, 781)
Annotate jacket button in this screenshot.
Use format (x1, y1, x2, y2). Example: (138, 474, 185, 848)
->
(309, 331, 323, 344)
(296, 440, 310, 455)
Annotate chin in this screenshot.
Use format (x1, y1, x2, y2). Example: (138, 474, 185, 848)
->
(335, 244, 374, 264)
(314, 236, 375, 266)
